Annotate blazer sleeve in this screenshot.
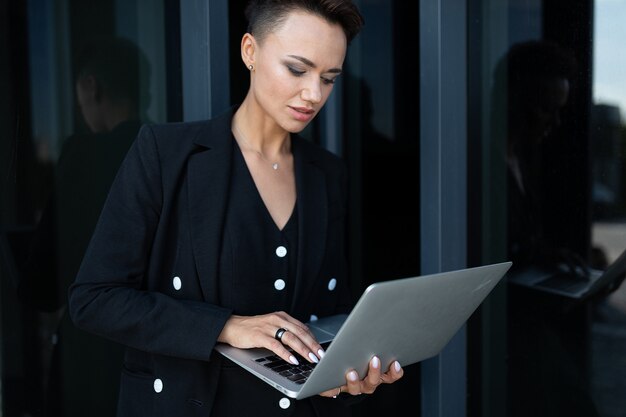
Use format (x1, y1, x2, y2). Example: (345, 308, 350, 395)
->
(68, 124, 231, 361)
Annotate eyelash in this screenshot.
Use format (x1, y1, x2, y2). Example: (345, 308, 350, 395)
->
(287, 66, 305, 76)
(287, 65, 336, 85)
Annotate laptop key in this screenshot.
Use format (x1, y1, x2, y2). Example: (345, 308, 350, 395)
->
(273, 364, 292, 373)
(265, 361, 288, 369)
(287, 373, 307, 382)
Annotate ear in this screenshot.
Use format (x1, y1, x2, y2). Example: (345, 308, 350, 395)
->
(241, 33, 257, 69)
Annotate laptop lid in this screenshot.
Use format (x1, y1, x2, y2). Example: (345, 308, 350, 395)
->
(215, 261, 512, 399)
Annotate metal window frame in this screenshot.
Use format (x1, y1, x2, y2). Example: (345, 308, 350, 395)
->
(180, 0, 230, 121)
(420, 0, 468, 416)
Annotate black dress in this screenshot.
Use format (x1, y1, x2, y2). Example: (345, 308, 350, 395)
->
(211, 140, 319, 416)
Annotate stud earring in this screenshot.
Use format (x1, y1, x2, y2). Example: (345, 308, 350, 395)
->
(248, 64, 254, 71)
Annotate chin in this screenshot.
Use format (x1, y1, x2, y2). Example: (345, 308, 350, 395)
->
(288, 126, 307, 134)
(285, 119, 315, 134)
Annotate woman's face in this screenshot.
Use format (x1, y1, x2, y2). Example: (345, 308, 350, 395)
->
(530, 77, 570, 142)
(76, 76, 106, 133)
(246, 11, 347, 133)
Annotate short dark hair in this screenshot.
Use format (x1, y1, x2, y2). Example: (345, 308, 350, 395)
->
(491, 39, 577, 122)
(495, 40, 577, 95)
(75, 37, 151, 109)
(244, 0, 364, 44)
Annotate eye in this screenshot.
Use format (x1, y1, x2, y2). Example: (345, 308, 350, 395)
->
(322, 77, 336, 85)
(287, 65, 305, 76)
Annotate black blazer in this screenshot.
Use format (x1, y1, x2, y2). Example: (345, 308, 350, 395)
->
(68, 107, 353, 416)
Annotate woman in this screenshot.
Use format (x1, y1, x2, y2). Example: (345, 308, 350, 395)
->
(68, 0, 403, 416)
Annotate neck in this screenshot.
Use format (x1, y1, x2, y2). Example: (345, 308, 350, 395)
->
(233, 98, 291, 158)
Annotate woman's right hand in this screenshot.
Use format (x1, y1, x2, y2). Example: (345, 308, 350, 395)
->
(217, 311, 325, 366)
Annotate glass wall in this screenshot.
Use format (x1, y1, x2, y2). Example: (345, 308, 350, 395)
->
(15, 1, 626, 416)
(469, 0, 626, 416)
(0, 1, 171, 415)
(590, 1, 626, 416)
(343, 1, 421, 415)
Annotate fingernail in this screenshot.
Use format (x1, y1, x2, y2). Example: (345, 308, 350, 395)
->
(289, 355, 299, 365)
(348, 371, 358, 381)
(318, 348, 325, 358)
(308, 352, 319, 363)
(394, 361, 401, 372)
(371, 356, 380, 368)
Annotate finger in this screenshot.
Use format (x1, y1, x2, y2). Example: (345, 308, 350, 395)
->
(268, 311, 324, 363)
(271, 314, 325, 363)
(286, 324, 325, 360)
(345, 369, 362, 395)
(362, 356, 383, 393)
(385, 360, 404, 382)
(278, 330, 321, 364)
(265, 338, 302, 366)
(319, 385, 344, 398)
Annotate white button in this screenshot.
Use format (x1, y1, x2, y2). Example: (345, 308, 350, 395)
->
(172, 276, 182, 291)
(279, 397, 291, 409)
(274, 279, 286, 291)
(153, 378, 163, 393)
(328, 278, 337, 291)
(275, 246, 287, 257)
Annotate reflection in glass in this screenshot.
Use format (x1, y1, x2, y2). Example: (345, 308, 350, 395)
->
(1, 1, 168, 416)
(590, 2, 626, 415)
(468, 0, 626, 415)
(342, 2, 420, 416)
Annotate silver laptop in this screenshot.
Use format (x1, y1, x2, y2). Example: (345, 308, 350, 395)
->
(508, 248, 626, 299)
(214, 261, 512, 399)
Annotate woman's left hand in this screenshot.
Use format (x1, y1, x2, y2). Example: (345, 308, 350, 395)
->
(319, 356, 404, 398)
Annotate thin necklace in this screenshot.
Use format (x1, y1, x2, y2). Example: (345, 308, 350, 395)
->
(232, 123, 280, 170)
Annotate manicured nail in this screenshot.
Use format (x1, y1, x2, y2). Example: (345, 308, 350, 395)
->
(289, 355, 299, 365)
(348, 371, 358, 381)
(394, 361, 401, 372)
(308, 352, 319, 363)
(371, 356, 380, 368)
(318, 348, 325, 358)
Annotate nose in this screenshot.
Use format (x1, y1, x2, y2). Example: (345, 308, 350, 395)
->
(301, 79, 322, 104)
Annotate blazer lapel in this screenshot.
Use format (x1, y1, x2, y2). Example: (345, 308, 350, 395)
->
(187, 111, 234, 303)
(291, 137, 328, 313)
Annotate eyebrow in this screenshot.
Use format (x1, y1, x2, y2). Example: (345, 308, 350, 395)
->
(287, 54, 342, 74)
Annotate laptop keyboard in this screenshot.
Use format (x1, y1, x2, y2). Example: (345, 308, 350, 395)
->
(535, 272, 589, 292)
(256, 353, 316, 384)
(254, 342, 330, 385)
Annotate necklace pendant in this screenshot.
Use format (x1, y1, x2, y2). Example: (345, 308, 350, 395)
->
(272, 163, 279, 170)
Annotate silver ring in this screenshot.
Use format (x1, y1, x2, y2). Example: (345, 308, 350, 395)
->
(274, 327, 287, 341)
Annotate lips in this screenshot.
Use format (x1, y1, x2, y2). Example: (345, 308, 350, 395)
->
(289, 106, 316, 122)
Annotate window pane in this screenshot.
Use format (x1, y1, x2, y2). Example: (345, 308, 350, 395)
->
(1, 1, 170, 415)
(470, 0, 626, 416)
(343, 1, 421, 416)
(591, 1, 626, 415)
